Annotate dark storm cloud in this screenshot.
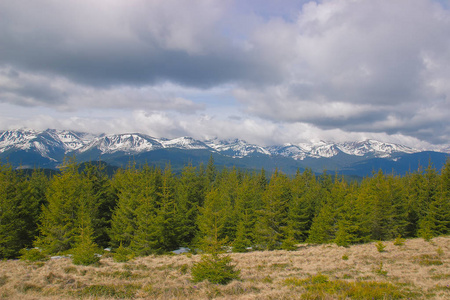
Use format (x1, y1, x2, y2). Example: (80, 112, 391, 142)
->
(0, 0, 282, 88)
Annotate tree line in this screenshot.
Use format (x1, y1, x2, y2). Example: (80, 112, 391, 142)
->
(1, 157, 449, 259)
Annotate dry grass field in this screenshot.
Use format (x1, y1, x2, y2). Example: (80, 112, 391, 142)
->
(0, 236, 449, 299)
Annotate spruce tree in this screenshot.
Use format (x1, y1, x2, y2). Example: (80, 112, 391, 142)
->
(128, 165, 163, 255)
(233, 173, 260, 252)
(176, 163, 206, 246)
(35, 158, 86, 254)
(197, 187, 230, 253)
(0, 163, 30, 258)
(256, 169, 292, 250)
(110, 164, 160, 248)
(131, 165, 178, 255)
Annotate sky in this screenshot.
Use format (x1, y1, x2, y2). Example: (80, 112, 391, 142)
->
(0, 0, 449, 149)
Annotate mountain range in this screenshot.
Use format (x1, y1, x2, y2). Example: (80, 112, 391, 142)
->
(0, 128, 448, 177)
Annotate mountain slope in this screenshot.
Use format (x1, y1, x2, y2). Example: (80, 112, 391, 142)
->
(0, 128, 448, 175)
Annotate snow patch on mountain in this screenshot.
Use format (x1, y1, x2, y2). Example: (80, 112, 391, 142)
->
(205, 138, 270, 158)
(337, 140, 416, 158)
(160, 137, 209, 150)
(81, 134, 163, 154)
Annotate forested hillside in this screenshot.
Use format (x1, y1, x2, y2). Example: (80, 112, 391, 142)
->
(1, 157, 449, 259)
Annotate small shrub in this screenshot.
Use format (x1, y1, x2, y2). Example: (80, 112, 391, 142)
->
(72, 245, 101, 266)
(373, 262, 388, 276)
(376, 241, 386, 253)
(191, 254, 241, 284)
(113, 244, 134, 263)
(71, 227, 101, 266)
(393, 235, 405, 246)
(342, 254, 349, 260)
(179, 264, 189, 275)
(19, 248, 48, 262)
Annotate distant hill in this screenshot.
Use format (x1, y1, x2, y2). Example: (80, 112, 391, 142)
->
(1, 128, 448, 176)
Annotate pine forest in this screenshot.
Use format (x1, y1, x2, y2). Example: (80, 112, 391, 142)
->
(1, 156, 449, 260)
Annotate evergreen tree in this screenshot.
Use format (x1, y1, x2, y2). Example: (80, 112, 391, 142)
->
(289, 169, 319, 242)
(35, 158, 86, 254)
(22, 169, 48, 243)
(256, 169, 292, 250)
(307, 175, 345, 244)
(109, 164, 159, 248)
(216, 168, 239, 242)
(128, 165, 162, 255)
(197, 187, 230, 253)
(176, 163, 206, 246)
(418, 160, 450, 238)
(206, 154, 217, 186)
(71, 191, 100, 265)
(334, 183, 370, 246)
(0, 163, 37, 258)
(307, 202, 336, 244)
(82, 162, 116, 248)
(131, 165, 178, 254)
(233, 172, 260, 252)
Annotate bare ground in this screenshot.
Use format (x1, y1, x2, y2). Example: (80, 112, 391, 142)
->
(0, 236, 449, 299)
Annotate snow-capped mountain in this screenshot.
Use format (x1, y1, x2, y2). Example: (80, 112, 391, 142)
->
(160, 137, 209, 150)
(80, 133, 164, 154)
(267, 140, 418, 161)
(0, 128, 430, 159)
(205, 138, 270, 158)
(0, 128, 448, 175)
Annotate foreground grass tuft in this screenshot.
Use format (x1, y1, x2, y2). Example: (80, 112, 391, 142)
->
(0, 236, 448, 299)
(77, 284, 139, 298)
(284, 274, 408, 299)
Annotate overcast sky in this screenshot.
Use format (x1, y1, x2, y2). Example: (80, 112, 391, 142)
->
(1, 0, 449, 149)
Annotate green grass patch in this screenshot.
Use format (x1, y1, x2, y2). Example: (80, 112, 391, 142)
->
(96, 270, 143, 280)
(15, 282, 43, 293)
(77, 284, 140, 298)
(284, 274, 408, 299)
(270, 263, 289, 270)
(413, 254, 443, 266)
(0, 275, 8, 287)
(431, 273, 450, 280)
(63, 266, 77, 274)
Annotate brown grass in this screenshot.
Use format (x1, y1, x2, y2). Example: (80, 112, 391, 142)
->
(0, 236, 449, 299)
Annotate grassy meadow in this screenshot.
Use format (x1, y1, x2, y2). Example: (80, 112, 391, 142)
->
(0, 236, 449, 299)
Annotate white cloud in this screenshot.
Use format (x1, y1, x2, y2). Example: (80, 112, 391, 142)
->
(0, 0, 449, 147)
(234, 0, 450, 144)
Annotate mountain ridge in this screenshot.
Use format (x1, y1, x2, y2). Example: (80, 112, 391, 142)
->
(1, 128, 448, 176)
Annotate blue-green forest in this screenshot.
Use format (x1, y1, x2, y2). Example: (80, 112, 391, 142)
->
(1, 157, 449, 259)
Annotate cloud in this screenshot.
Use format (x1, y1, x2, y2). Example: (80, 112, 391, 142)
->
(0, 67, 203, 113)
(234, 0, 450, 144)
(0, 0, 281, 88)
(0, 0, 449, 147)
